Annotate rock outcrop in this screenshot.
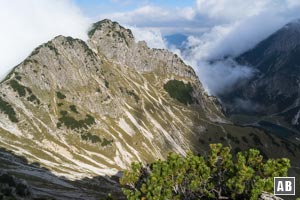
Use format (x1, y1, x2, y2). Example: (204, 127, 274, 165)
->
(88, 19, 221, 113)
(259, 192, 284, 200)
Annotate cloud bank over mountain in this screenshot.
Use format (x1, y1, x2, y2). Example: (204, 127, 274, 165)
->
(129, 26, 167, 49)
(0, 0, 90, 80)
(1, 0, 300, 95)
(185, 0, 300, 95)
(104, 0, 300, 95)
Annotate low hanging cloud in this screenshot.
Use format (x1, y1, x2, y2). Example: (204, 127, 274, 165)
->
(180, 0, 300, 95)
(101, 5, 204, 35)
(193, 0, 300, 59)
(195, 0, 271, 21)
(0, 0, 90, 80)
(104, 5, 196, 28)
(1, 0, 300, 96)
(29, 0, 300, 97)
(106, 0, 300, 96)
(129, 27, 167, 49)
(195, 60, 257, 95)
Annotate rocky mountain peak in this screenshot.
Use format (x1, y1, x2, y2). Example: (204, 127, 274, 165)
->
(0, 19, 226, 180)
(88, 20, 198, 79)
(270, 19, 300, 52)
(88, 19, 135, 47)
(284, 18, 300, 29)
(241, 19, 300, 62)
(87, 19, 223, 114)
(237, 19, 300, 70)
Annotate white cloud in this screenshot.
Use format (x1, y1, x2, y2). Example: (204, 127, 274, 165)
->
(180, 0, 300, 95)
(105, 6, 170, 25)
(183, 25, 233, 61)
(1, 0, 300, 96)
(129, 26, 167, 49)
(100, 0, 300, 96)
(209, 14, 289, 58)
(196, 0, 272, 21)
(196, 60, 257, 95)
(101, 5, 196, 30)
(179, 7, 196, 20)
(190, 0, 300, 59)
(287, 0, 300, 7)
(0, 0, 90, 80)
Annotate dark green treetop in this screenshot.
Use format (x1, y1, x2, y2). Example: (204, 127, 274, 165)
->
(120, 144, 290, 200)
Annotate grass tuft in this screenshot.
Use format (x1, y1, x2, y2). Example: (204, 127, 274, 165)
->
(164, 80, 194, 105)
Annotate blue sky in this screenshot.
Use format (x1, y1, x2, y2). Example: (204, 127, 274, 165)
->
(74, 0, 195, 17)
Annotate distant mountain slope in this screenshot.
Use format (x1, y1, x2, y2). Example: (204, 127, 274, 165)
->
(0, 19, 300, 199)
(222, 20, 300, 132)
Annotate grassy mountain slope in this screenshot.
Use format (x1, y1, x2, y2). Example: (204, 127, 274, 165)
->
(0, 19, 299, 199)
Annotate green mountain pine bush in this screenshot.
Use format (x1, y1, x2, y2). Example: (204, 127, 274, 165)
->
(120, 144, 290, 200)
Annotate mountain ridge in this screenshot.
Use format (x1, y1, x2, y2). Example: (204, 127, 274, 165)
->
(0, 19, 300, 199)
(0, 19, 225, 178)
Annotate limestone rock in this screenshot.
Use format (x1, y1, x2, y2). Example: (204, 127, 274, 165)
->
(259, 192, 284, 200)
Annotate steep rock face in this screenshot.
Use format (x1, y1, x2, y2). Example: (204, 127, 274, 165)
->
(259, 192, 283, 200)
(0, 20, 225, 181)
(0, 19, 300, 199)
(88, 19, 192, 76)
(88, 19, 219, 113)
(222, 20, 300, 131)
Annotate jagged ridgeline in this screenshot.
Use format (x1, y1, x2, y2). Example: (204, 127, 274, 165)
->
(0, 19, 300, 199)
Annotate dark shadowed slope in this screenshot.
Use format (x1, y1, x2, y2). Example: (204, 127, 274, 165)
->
(221, 20, 300, 133)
